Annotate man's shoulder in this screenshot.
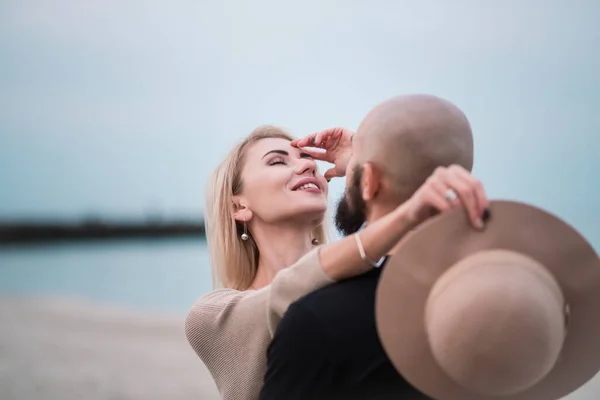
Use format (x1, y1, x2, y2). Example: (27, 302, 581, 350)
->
(292, 267, 383, 319)
(304, 267, 382, 297)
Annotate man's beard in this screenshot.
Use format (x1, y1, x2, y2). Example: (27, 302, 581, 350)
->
(334, 165, 367, 237)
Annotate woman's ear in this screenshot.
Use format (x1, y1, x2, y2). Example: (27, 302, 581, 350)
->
(232, 197, 253, 223)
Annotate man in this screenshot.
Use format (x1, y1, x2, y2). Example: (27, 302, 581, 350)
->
(259, 94, 483, 399)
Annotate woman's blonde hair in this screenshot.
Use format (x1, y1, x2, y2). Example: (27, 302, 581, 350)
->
(205, 125, 329, 290)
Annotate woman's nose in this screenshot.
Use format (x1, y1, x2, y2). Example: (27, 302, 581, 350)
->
(295, 158, 317, 175)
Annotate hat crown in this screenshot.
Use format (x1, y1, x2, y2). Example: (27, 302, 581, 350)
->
(425, 249, 567, 396)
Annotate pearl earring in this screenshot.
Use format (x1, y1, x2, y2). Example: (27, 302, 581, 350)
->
(241, 217, 249, 241)
(311, 238, 319, 246)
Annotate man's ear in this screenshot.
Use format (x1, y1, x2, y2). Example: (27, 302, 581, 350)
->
(232, 197, 253, 223)
(361, 162, 381, 202)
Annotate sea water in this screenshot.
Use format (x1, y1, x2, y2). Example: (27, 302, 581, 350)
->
(0, 238, 212, 314)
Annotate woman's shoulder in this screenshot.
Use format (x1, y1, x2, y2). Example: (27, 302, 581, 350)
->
(184, 287, 270, 368)
(187, 287, 268, 313)
(186, 288, 245, 329)
(185, 288, 273, 399)
(185, 288, 268, 341)
(185, 289, 241, 357)
(190, 288, 241, 309)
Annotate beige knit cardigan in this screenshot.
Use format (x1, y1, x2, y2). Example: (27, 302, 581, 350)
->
(185, 247, 334, 400)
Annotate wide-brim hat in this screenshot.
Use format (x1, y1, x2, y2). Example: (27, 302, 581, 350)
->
(376, 200, 600, 400)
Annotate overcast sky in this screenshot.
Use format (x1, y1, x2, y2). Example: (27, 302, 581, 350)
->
(1, 0, 598, 246)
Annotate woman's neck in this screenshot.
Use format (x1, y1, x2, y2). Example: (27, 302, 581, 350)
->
(250, 222, 318, 289)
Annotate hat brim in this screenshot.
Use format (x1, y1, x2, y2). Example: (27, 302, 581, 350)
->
(376, 200, 600, 400)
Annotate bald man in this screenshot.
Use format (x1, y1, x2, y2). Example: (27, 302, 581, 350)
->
(259, 95, 477, 400)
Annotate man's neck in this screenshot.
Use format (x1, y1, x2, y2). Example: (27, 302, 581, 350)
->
(366, 202, 406, 256)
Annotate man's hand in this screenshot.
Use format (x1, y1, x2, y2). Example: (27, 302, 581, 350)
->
(404, 165, 489, 229)
(291, 127, 354, 181)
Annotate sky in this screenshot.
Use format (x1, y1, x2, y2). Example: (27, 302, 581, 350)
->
(0, 0, 598, 247)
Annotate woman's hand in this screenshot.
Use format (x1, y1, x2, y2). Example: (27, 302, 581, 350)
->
(404, 165, 489, 229)
(291, 127, 354, 181)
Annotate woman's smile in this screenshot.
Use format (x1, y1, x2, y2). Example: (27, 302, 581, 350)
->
(290, 177, 323, 194)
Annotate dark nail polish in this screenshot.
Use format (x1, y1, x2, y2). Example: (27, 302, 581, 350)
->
(326, 179, 331, 183)
(476, 218, 484, 230)
(482, 207, 491, 222)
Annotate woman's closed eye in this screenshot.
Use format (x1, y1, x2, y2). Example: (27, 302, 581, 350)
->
(267, 152, 314, 166)
(268, 158, 286, 166)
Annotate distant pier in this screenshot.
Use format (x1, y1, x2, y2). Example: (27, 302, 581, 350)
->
(0, 218, 206, 246)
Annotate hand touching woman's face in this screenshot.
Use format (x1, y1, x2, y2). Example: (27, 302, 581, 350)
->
(235, 138, 328, 225)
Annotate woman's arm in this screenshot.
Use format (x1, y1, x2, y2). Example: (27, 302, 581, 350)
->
(319, 164, 488, 282)
(265, 207, 415, 334)
(319, 202, 414, 281)
(187, 248, 335, 393)
(268, 163, 488, 333)
(188, 166, 488, 383)
(264, 207, 413, 335)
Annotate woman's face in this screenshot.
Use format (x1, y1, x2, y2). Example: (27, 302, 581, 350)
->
(236, 138, 328, 224)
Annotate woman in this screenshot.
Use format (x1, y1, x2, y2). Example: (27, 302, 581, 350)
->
(185, 125, 486, 400)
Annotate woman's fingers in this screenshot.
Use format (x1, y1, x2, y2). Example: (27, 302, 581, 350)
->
(429, 166, 488, 229)
(407, 165, 489, 230)
(291, 134, 317, 148)
(292, 132, 323, 148)
(443, 169, 481, 228)
(314, 131, 326, 147)
(426, 175, 455, 212)
(452, 166, 489, 216)
(298, 146, 329, 161)
(292, 128, 343, 149)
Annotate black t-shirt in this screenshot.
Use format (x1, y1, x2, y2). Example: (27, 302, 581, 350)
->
(260, 263, 430, 400)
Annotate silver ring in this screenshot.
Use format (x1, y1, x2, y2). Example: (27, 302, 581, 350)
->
(445, 189, 457, 202)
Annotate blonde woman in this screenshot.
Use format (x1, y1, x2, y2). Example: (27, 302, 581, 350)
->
(185, 124, 483, 400)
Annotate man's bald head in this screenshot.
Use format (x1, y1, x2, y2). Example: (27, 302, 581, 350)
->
(354, 94, 474, 204)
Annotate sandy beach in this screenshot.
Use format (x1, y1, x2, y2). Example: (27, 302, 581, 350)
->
(1, 295, 598, 400)
(0, 296, 219, 400)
